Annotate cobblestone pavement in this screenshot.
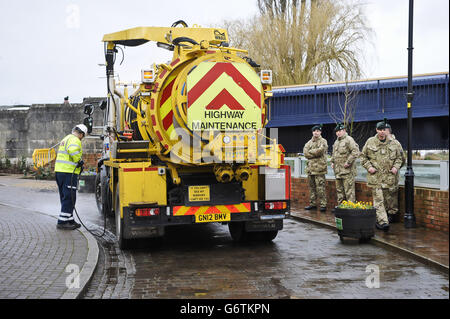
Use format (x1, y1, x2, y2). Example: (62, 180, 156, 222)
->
(0, 174, 135, 300)
(130, 219, 448, 299)
(0, 204, 89, 299)
(0, 174, 448, 299)
(82, 234, 136, 299)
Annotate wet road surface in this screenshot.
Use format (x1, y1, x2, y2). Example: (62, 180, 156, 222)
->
(0, 175, 448, 299)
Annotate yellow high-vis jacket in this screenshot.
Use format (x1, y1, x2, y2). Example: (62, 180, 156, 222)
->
(54, 134, 83, 174)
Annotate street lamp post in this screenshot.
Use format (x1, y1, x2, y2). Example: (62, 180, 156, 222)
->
(404, 0, 417, 228)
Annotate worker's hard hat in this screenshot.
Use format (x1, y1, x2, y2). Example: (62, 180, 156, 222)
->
(75, 124, 88, 136)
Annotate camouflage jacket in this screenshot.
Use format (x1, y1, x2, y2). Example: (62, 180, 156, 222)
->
(390, 134, 405, 185)
(391, 134, 406, 167)
(360, 135, 404, 188)
(303, 136, 328, 175)
(331, 133, 360, 178)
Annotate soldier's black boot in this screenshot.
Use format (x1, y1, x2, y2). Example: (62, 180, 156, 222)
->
(305, 205, 317, 210)
(388, 214, 399, 223)
(320, 207, 327, 212)
(376, 222, 390, 232)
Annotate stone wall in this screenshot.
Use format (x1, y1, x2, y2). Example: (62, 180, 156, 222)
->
(0, 98, 105, 168)
(291, 177, 449, 232)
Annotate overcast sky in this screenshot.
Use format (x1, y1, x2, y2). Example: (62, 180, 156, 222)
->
(0, 0, 448, 105)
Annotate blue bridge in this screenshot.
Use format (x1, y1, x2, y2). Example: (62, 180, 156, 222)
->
(267, 72, 449, 153)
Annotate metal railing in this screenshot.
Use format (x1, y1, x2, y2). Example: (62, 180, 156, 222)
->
(285, 157, 449, 191)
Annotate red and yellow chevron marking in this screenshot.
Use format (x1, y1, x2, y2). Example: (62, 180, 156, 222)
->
(173, 203, 251, 216)
(186, 62, 263, 131)
(187, 62, 261, 110)
(158, 74, 177, 139)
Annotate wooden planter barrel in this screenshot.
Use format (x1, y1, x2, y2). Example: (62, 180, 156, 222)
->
(332, 207, 376, 243)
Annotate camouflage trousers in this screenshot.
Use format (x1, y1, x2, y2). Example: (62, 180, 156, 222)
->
(371, 187, 397, 225)
(308, 174, 327, 208)
(386, 186, 399, 216)
(335, 174, 356, 205)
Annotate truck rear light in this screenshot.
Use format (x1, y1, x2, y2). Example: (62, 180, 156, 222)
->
(260, 70, 272, 84)
(265, 201, 287, 210)
(141, 68, 155, 83)
(135, 208, 160, 217)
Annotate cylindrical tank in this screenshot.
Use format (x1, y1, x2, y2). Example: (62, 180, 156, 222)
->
(127, 48, 269, 166)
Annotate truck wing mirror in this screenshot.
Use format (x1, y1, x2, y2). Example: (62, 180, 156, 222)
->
(84, 104, 94, 116)
(83, 117, 93, 134)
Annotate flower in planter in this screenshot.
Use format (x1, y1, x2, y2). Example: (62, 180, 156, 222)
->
(338, 200, 373, 210)
(81, 168, 97, 176)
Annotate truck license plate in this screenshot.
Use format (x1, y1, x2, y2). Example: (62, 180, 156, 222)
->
(189, 185, 210, 202)
(195, 212, 231, 223)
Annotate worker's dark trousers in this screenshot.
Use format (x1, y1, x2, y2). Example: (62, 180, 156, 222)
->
(56, 172, 78, 224)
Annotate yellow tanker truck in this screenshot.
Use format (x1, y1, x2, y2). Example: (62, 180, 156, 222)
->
(93, 21, 290, 249)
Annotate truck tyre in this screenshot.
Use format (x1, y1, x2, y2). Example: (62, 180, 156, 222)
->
(245, 230, 278, 242)
(95, 166, 113, 216)
(228, 221, 248, 242)
(115, 185, 133, 250)
(260, 230, 278, 242)
(94, 173, 102, 213)
(103, 185, 113, 217)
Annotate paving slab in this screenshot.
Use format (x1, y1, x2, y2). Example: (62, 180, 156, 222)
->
(289, 204, 449, 272)
(0, 203, 98, 299)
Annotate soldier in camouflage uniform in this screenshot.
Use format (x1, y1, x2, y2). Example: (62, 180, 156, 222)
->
(303, 124, 328, 212)
(331, 123, 360, 205)
(385, 123, 406, 223)
(360, 120, 404, 232)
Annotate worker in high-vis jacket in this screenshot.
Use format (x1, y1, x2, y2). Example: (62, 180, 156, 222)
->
(55, 124, 87, 230)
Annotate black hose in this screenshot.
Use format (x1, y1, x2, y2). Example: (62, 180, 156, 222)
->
(171, 20, 188, 28)
(172, 37, 199, 46)
(71, 167, 107, 238)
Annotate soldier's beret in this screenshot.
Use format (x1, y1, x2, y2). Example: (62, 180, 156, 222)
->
(312, 124, 323, 132)
(376, 118, 389, 130)
(335, 123, 345, 131)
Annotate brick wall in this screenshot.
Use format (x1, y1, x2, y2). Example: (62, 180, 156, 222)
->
(291, 177, 449, 232)
(83, 153, 102, 170)
(32, 152, 100, 173)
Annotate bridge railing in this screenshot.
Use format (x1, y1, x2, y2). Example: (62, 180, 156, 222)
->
(285, 157, 449, 191)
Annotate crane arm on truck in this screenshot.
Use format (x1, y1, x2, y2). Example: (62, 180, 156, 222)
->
(102, 26, 229, 47)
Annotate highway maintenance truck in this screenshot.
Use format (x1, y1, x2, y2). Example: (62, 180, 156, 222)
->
(93, 21, 290, 249)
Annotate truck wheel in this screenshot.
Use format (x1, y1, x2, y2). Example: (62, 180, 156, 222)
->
(95, 173, 102, 213)
(115, 186, 133, 250)
(103, 185, 113, 217)
(246, 230, 278, 242)
(228, 221, 248, 243)
(260, 230, 278, 242)
(96, 166, 113, 216)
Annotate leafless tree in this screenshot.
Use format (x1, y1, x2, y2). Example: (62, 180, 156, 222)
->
(223, 0, 373, 86)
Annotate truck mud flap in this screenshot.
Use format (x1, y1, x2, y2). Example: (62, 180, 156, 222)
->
(123, 224, 165, 239)
(244, 219, 283, 232)
(123, 207, 165, 239)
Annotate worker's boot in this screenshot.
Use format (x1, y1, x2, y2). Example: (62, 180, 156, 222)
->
(71, 221, 82, 229)
(57, 222, 78, 230)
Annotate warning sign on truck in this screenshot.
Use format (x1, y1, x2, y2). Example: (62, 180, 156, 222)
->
(187, 62, 263, 131)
